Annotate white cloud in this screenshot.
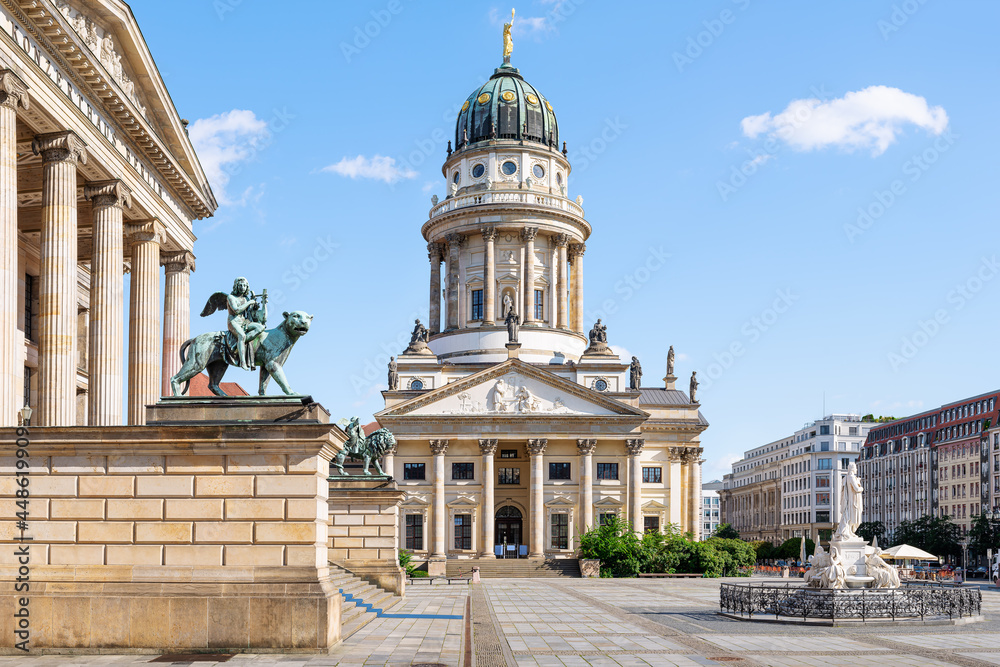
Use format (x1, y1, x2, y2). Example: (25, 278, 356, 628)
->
(488, 6, 562, 40)
(741, 86, 948, 156)
(421, 181, 437, 193)
(322, 155, 417, 185)
(188, 109, 270, 206)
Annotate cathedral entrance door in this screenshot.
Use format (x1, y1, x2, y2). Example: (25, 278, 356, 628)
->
(495, 505, 523, 558)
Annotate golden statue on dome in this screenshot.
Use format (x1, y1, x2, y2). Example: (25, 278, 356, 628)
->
(503, 8, 515, 63)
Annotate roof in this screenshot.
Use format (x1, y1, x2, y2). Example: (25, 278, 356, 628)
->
(363, 421, 381, 436)
(637, 388, 692, 406)
(186, 372, 250, 397)
(455, 64, 559, 151)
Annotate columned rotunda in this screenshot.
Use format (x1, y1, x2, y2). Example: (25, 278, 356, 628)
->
(375, 54, 707, 572)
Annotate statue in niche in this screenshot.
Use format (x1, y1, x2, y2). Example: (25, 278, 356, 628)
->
(667, 345, 675, 376)
(387, 356, 399, 391)
(689, 371, 699, 403)
(503, 293, 513, 316)
(505, 307, 520, 343)
(629, 357, 642, 390)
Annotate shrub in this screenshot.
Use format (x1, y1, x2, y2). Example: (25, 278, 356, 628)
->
(578, 515, 643, 578)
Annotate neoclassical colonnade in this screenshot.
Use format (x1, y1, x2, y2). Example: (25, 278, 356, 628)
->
(427, 226, 586, 334)
(392, 436, 672, 558)
(0, 70, 194, 427)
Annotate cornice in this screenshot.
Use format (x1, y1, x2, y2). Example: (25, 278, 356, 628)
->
(5, 0, 215, 218)
(421, 204, 590, 242)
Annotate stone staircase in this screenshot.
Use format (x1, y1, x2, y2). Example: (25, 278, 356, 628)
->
(329, 562, 403, 640)
(445, 557, 581, 578)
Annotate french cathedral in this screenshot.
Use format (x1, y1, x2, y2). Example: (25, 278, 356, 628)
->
(375, 50, 708, 572)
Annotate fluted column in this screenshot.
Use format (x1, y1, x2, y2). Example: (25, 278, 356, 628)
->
(445, 233, 463, 330)
(33, 131, 87, 426)
(428, 242, 442, 334)
(430, 439, 449, 558)
(686, 448, 703, 540)
(479, 438, 498, 557)
(0, 71, 27, 426)
(521, 227, 538, 324)
(481, 227, 496, 323)
(126, 220, 163, 425)
(527, 438, 547, 556)
(160, 250, 195, 396)
(84, 180, 131, 426)
(569, 243, 586, 332)
(577, 439, 596, 531)
(555, 234, 569, 330)
(627, 439, 645, 534)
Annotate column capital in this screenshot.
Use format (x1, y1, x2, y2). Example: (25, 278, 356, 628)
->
(520, 227, 538, 242)
(568, 242, 586, 259)
(445, 232, 465, 248)
(161, 250, 196, 275)
(668, 446, 685, 462)
(576, 438, 597, 455)
(554, 233, 570, 248)
(32, 130, 87, 165)
(125, 219, 164, 246)
(429, 439, 449, 456)
(478, 438, 499, 455)
(680, 447, 704, 464)
(0, 69, 29, 111)
(384, 442, 398, 456)
(625, 438, 645, 456)
(527, 438, 547, 456)
(84, 179, 132, 210)
(427, 241, 443, 262)
(481, 225, 497, 242)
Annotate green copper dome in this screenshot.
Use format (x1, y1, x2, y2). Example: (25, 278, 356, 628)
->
(455, 65, 559, 151)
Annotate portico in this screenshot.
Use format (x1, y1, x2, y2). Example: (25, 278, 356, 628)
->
(0, 3, 216, 426)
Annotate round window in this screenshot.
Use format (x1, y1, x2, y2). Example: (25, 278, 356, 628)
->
(472, 164, 485, 178)
(594, 379, 608, 392)
(501, 161, 517, 176)
(410, 379, 424, 391)
(532, 164, 544, 179)
(453, 171, 460, 184)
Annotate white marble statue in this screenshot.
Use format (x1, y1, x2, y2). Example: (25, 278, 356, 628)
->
(866, 537, 901, 589)
(820, 546, 847, 589)
(804, 544, 831, 588)
(835, 461, 864, 541)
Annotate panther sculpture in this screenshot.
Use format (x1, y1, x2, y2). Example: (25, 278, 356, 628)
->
(170, 310, 313, 397)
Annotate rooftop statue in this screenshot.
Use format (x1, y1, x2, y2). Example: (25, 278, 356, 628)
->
(667, 345, 675, 376)
(689, 371, 699, 403)
(503, 8, 515, 63)
(169, 278, 313, 397)
(505, 306, 520, 343)
(403, 319, 433, 355)
(629, 356, 642, 390)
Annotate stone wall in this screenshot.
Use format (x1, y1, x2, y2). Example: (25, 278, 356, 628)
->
(328, 480, 405, 595)
(0, 421, 344, 652)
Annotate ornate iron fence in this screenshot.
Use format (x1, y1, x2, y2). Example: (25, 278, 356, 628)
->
(719, 582, 981, 621)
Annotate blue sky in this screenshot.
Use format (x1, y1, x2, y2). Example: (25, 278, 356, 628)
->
(132, 1, 998, 480)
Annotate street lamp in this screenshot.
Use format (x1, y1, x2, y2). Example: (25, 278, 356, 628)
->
(18, 403, 32, 427)
(960, 536, 969, 577)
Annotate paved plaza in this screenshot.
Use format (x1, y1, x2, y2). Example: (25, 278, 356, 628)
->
(5, 578, 1000, 666)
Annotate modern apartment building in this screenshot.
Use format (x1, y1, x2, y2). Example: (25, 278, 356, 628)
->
(702, 479, 724, 538)
(721, 414, 872, 544)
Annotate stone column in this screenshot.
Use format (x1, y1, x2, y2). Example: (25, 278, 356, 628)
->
(428, 242, 442, 334)
(521, 227, 538, 324)
(479, 438, 498, 557)
(382, 441, 397, 479)
(569, 243, 586, 332)
(430, 439, 449, 558)
(481, 226, 496, 323)
(160, 250, 195, 396)
(126, 220, 163, 425)
(445, 233, 463, 330)
(687, 448, 703, 540)
(84, 180, 131, 426)
(527, 438, 547, 557)
(555, 234, 569, 330)
(627, 439, 645, 534)
(0, 71, 27, 426)
(577, 439, 597, 531)
(33, 131, 87, 426)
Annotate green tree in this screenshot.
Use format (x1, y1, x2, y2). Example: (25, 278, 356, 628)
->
(777, 537, 814, 562)
(969, 512, 1000, 558)
(713, 523, 740, 540)
(893, 514, 961, 559)
(578, 514, 644, 578)
(857, 521, 887, 545)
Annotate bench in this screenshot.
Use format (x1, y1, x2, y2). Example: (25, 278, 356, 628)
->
(638, 573, 702, 578)
(407, 576, 472, 585)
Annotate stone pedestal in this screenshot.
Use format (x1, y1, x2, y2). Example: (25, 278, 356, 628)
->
(830, 536, 870, 586)
(148, 395, 329, 425)
(328, 479, 406, 595)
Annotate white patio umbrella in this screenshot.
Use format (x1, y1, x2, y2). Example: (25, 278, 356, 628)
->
(881, 544, 939, 561)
